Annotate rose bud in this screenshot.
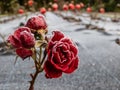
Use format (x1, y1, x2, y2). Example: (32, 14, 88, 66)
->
(25, 15, 47, 30)
(63, 4, 69, 11)
(18, 9, 24, 14)
(86, 7, 92, 13)
(99, 8, 105, 13)
(28, 0, 34, 6)
(40, 7, 46, 15)
(7, 27, 35, 48)
(69, 3, 75, 10)
(75, 4, 81, 10)
(44, 31, 79, 78)
(80, 2, 84, 8)
(52, 3, 58, 11)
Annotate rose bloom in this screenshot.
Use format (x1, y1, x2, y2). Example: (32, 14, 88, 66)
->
(75, 4, 81, 10)
(80, 2, 84, 8)
(69, 3, 75, 10)
(28, 0, 34, 6)
(25, 15, 47, 30)
(99, 8, 105, 13)
(63, 4, 69, 11)
(40, 7, 46, 15)
(7, 27, 35, 59)
(18, 9, 24, 14)
(44, 31, 79, 78)
(86, 7, 92, 13)
(52, 3, 58, 11)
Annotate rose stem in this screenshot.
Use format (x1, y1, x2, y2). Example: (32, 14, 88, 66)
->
(41, 49, 47, 65)
(39, 47, 42, 64)
(29, 70, 39, 90)
(29, 48, 39, 90)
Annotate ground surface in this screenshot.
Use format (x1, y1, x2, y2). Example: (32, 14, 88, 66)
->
(0, 12, 120, 90)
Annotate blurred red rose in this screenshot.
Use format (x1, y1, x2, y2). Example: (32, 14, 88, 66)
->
(99, 8, 105, 13)
(52, 3, 58, 11)
(40, 7, 46, 15)
(44, 31, 79, 78)
(18, 9, 24, 14)
(7, 27, 35, 59)
(63, 4, 69, 11)
(75, 4, 81, 10)
(28, 0, 34, 6)
(25, 15, 47, 30)
(80, 2, 84, 8)
(86, 7, 92, 13)
(69, 3, 75, 10)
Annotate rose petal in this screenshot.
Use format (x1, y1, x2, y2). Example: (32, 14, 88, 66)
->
(14, 27, 31, 39)
(70, 45, 78, 56)
(7, 35, 22, 48)
(49, 52, 68, 71)
(44, 60, 62, 78)
(16, 48, 33, 60)
(20, 31, 35, 48)
(61, 38, 73, 45)
(51, 31, 64, 42)
(64, 57, 79, 74)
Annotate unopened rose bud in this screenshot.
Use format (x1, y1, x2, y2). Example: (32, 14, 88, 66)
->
(26, 15, 47, 30)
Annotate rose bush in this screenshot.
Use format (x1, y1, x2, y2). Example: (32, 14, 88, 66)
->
(44, 31, 79, 78)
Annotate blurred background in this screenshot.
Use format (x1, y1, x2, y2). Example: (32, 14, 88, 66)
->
(0, 0, 120, 14)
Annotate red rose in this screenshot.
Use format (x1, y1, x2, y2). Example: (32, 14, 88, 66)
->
(75, 4, 81, 10)
(7, 27, 35, 59)
(40, 7, 46, 15)
(86, 7, 92, 13)
(80, 2, 84, 8)
(44, 31, 79, 78)
(63, 4, 69, 11)
(25, 15, 47, 30)
(52, 3, 58, 11)
(18, 9, 24, 14)
(28, 0, 34, 6)
(69, 3, 75, 10)
(8, 27, 35, 48)
(99, 8, 105, 13)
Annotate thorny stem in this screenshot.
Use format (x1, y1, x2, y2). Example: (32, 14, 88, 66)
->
(29, 70, 39, 90)
(29, 48, 39, 90)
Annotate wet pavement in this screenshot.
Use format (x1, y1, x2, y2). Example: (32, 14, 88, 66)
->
(0, 12, 120, 90)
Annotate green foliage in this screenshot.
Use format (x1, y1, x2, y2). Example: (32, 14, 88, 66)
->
(0, 0, 18, 14)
